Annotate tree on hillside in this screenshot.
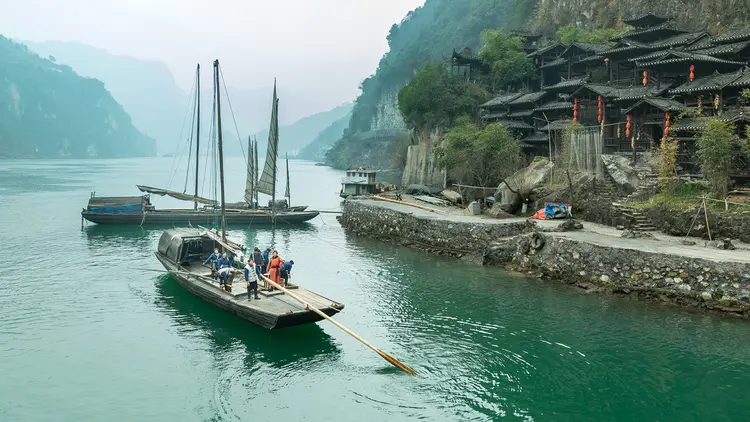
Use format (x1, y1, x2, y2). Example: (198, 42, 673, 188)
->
(697, 119, 738, 198)
(397, 64, 489, 140)
(479, 30, 534, 92)
(435, 116, 523, 192)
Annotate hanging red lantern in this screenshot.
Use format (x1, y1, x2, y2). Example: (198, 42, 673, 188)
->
(665, 112, 670, 120)
(689, 64, 695, 81)
(642, 71, 649, 86)
(626, 115, 632, 137)
(665, 121, 671, 128)
(535, 58, 539, 65)
(604, 58, 610, 65)
(573, 98, 578, 123)
(664, 128, 670, 137)
(689, 65, 695, 72)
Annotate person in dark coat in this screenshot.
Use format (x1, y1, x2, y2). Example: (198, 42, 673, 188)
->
(244, 259, 260, 300)
(262, 247, 272, 273)
(279, 259, 294, 287)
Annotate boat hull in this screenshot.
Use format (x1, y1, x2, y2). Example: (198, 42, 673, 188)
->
(82, 209, 319, 225)
(154, 251, 343, 330)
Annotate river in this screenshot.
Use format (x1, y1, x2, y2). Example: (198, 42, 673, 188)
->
(1, 157, 750, 421)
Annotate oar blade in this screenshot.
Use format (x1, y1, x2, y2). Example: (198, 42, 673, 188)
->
(376, 349, 417, 376)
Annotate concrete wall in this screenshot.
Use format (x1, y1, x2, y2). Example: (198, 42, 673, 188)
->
(401, 144, 446, 188)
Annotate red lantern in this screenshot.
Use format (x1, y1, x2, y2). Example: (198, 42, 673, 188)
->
(573, 98, 579, 123)
(535, 58, 539, 65)
(626, 115, 632, 137)
(665, 121, 671, 128)
(689, 65, 695, 72)
(664, 128, 669, 137)
(642, 71, 648, 86)
(665, 112, 670, 120)
(604, 58, 610, 65)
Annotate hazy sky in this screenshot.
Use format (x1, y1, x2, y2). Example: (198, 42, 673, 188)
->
(2, 0, 425, 113)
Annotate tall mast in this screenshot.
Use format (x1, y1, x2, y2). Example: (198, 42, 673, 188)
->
(251, 135, 258, 209)
(271, 80, 278, 221)
(194, 64, 200, 210)
(214, 59, 227, 241)
(285, 152, 291, 207)
(254, 137, 259, 206)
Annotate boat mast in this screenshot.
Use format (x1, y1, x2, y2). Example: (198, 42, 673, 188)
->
(271, 80, 278, 221)
(194, 64, 201, 211)
(248, 135, 254, 208)
(285, 152, 291, 207)
(214, 59, 227, 241)
(254, 137, 259, 206)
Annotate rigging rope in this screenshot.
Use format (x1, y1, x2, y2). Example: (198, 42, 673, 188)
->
(183, 82, 198, 193)
(218, 66, 249, 168)
(167, 72, 198, 190)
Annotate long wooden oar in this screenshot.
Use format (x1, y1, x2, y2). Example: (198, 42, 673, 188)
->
(259, 274, 417, 376)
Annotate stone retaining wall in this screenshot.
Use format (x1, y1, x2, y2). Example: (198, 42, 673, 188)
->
(487, 234, 750, 314)
(339, 200, 532, 256)
(340, 200, 750, 315)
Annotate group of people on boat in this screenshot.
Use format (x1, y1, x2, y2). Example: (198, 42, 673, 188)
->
(203, 246, 294, 300)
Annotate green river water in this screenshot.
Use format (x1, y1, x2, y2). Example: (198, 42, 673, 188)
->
(1, 158, 750, 421)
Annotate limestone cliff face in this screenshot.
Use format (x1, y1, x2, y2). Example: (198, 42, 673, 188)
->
(532, 0, 750, 34)
(370, 88, 406, 131)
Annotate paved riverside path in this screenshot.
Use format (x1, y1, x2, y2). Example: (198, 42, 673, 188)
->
(353, 197, 750, 265)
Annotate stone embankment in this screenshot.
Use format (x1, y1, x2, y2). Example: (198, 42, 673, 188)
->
(339, 199, 750, 316)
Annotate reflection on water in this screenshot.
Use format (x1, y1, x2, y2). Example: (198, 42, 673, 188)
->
(4, 158, 750, 421)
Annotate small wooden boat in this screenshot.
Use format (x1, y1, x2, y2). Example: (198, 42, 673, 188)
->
(154, 227, 344, 329)
(81, 194, 318, 225)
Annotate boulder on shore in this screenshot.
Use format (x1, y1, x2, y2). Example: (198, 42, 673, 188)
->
(466, 201, 481, 215)
(601, 154, 639, 191)
(441, 189, 462, 204)
(495, 159, 555, 212)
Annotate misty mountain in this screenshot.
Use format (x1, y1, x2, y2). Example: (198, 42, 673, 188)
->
(24, 40, 186, 154)
(298, 112, 351, 161)
(24, 40, 334, 155)
(251, 102, 352, 157)
(0, 36, 154, 158)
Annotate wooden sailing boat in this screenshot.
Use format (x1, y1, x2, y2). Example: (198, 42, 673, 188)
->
(154, 60, 343, 330)
(81, 67, 318, 225)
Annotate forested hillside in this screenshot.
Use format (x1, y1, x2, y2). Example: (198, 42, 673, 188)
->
(0, 36, 155, 158)
(298, 112, 351, 161)
(326, 0, 534, 168)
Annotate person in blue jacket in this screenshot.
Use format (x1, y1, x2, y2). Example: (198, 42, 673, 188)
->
(244, 259, 260, 300)
(203, 248, 221, 267)
(262, 247, 272, 273)
(279, 259, 294, 287)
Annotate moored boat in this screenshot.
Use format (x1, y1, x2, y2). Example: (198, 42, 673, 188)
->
(154, 227, 344, 329)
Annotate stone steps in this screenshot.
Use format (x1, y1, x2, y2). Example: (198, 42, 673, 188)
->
(612, 202, 657, 231)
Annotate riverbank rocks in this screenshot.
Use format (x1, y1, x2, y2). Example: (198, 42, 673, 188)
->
(340, 199, 750, 316)
(441, 189, 462, 204)
(645, 205, 750, 243)
(555, 219, 583, 232)
(621, 229, 656, 239)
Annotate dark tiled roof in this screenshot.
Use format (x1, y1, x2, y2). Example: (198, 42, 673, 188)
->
(623, 98, 686, 114)
(611, 21, 683, 42)
(480, 93, 522, 108)
(671, 109, 750, 131)
(508, 109, 535, 118)
(527, 42, 566, 57)
(578, 54, 606, 63)
(726, 71, 750, 87)
(685, 36, 715, 51)
(542, 77, 587, 91)
(603, 39, 650, 54)
(564, 42, 611, 56)
(540, 119, 575, 131)
(691, 40, 750, 57)
(629, 50, 670, 63)
(649, 32, 708, 49)
(539, 57, 568, 68)
(636, 51, 746, 68)
(669, 70, 747, 94)
(509, 91, 548, 105)
(622, 14, 670, 28)
(522, 132, 550, 142)
(713, 27, 750, 44)
(495, 120, 534, 130)
(534, 101, 574, 111)
(571, 84, 620, 98)
(482, 111, 508, 120)
(615, 84, 671, 101)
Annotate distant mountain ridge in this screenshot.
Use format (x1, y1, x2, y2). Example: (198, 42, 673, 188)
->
(24, 40, 340, 155)
(252, 102, 353, 157)
(0, 36, 154, 158)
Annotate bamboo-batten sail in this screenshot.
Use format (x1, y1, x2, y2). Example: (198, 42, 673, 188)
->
(244, 135, 255, 205)
(284, 153, 290, 201)
(256, 81, 279, 197)
(137, 185, 217, 205)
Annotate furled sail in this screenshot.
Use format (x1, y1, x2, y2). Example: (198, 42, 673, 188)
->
(244, 136, 255, 204)
(136, 185, 217, 205)
(284, 154, 290, 200)
(256, 81, 279, 197)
